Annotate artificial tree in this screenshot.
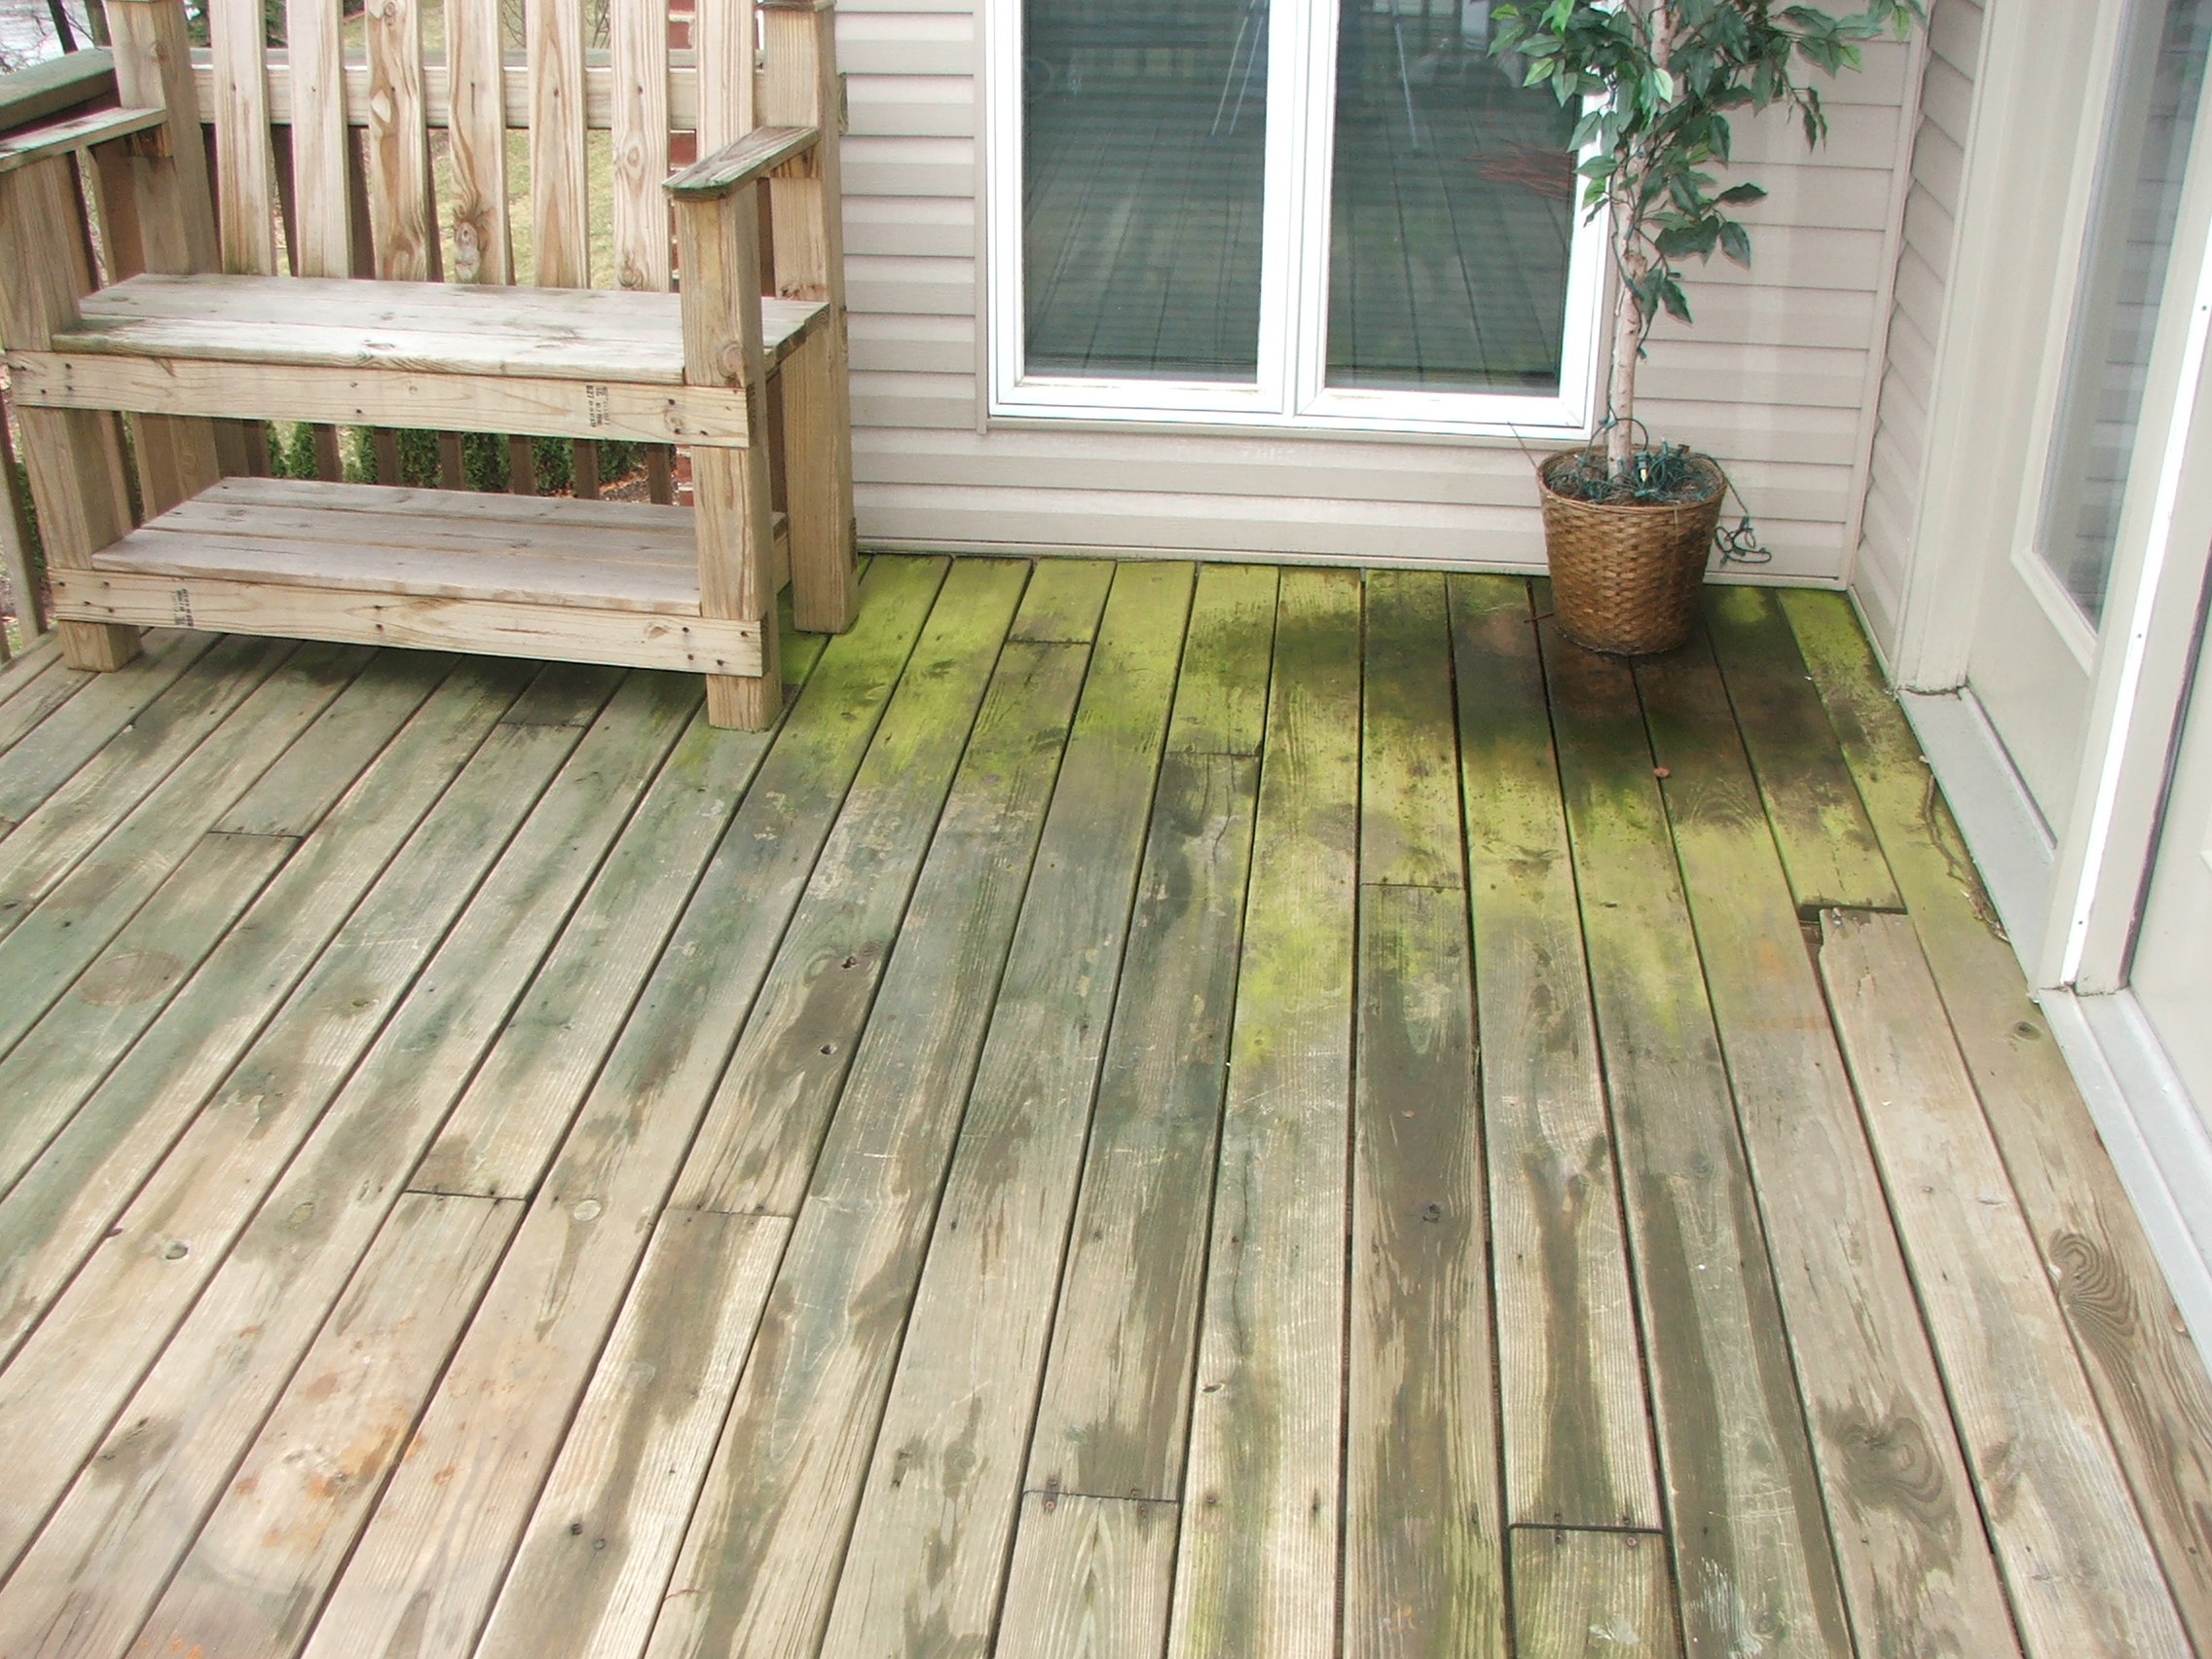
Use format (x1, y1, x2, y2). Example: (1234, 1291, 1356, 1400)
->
(1494, 0, 1924, 488)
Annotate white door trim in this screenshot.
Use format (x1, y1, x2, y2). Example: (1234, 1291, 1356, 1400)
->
(2040, 33, 2212, 993)
(1887, 0, 2123, 694)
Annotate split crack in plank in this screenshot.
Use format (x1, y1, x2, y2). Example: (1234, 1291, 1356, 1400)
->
(1786, 588, 2212, 1656)
(1166, 567, 1361, 1659)
(279, 559, 961, 1659)
(1541, 611, 1853, 1659)
(1637, 622, 2021, 1659)
(818, 560, 1192, 1659)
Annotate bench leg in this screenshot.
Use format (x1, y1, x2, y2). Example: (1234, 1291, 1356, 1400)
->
(695, 445, 782, 731)
(781, 323, 858, 635)
(59, 620, 143, 671)
(0, 161, 143, 672)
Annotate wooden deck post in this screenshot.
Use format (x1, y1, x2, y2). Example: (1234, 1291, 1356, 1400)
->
(93, 0, 224, 517)
(106, 0, 262, 486)
(760, 0, 857, 635)
(0, 156, 142, 669)
(675, 184, 780, 730)
(0, 399, 45, 641)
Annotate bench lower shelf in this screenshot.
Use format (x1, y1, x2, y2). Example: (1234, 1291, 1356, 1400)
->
(51, 476, 777, 680)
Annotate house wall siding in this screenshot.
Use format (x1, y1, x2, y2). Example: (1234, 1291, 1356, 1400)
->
(837, 0, 1925, 582)
(1851, 0, 1985, 652)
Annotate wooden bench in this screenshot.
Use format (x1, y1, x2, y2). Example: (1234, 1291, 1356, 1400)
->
(0, 0, 855, 728)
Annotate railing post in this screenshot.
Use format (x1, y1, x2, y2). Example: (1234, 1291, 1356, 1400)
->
(675, 183, 780, 730)
(0, 393, 45, 644)
(105, 0, 263, 485)
(760, 0, 857, 635)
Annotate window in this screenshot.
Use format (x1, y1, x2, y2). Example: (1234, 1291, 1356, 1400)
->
(986, 0, 1608, 436)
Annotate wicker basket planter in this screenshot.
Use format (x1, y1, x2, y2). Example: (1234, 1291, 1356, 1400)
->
(1537, 449, 1726, 655)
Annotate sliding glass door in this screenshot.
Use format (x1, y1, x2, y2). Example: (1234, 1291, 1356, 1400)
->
(987, 0, 1606, 434)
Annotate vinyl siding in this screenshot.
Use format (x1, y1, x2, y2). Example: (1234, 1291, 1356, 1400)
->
(1851, 0, 1984, 651)
(839, 0, 1927, 581)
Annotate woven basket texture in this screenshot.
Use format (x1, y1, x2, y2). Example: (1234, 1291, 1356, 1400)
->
(1537, 449, 1725, 655)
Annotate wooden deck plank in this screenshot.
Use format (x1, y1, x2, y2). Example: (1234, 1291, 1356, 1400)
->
(296, 564, 989, 1659)
(998, 1493, 1178, 1659)
(0, 660, 529, 1349)
(0, 567, 2194, 1659)
(1166, 564, 1277, 756)
(1346, 571, 1501, 1659)
(400, 599, 858, 1203)
(1165, 567, 1361, 1659)
(0, 635, 62, 710)
(1510, 1529, 1681, 1658)
(1357, 570, 1463, 890)
(1702, 586, 1902, 914)
(0, 641, 369, 1057)
(0, 829, 291, 1198)
(1005, 557, 1117, 643)
(0, 654, 448, 1178)
(818, 562, 1191, 1659)
(105, 622, 837, 1659)
(1786, 589, 2212, 1653)
(470, 1209, 789, 1659)
(0, 663, 606, 1380)
(1018, 754, 1261, 1507)
(1348, 879, 1502, 1659)
(1540, 618, 1853, 1659)
(0, 653, 92, 760)
(0, 632, 259, 894)
(0, 667, 683, 1659)
(1636, 634, 2021, 1659)
(128, 1192, 524, 1659)
(0, 663, 623, 1557)
(1448, 576, 1659, 1532)
(1017, 565, 1274, 1521)
(0, 631, 211, 825)
(667, 557, 1033, 1220)
(642, 615, 1096, 1659)
(214, 651, 458, 838)
(1820, 909, 2194, 1659)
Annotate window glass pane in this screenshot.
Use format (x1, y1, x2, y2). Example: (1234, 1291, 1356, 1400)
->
(2040, 0, 2212, 625)
(1324, 0, 1577, 393)
(1022, 0, 1271, 381)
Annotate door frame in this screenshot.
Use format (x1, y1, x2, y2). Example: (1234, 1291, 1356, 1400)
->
(1890, 0, 2212, 997)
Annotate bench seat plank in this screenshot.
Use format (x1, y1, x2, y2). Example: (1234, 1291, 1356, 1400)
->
(11, 276, 830, 447)
(49, 273, 828, 378)
(48, 478, 774, 676)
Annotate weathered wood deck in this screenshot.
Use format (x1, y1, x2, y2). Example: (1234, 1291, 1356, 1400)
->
(0, 557, 2207, 1659)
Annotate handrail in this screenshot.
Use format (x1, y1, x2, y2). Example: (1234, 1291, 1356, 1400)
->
(0, 104, 166, 177)
(664, 125, 821, 202)
(0, 49, 119, 139)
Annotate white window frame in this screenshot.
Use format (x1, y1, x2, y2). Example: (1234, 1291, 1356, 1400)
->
(983, 0, 1610, 438)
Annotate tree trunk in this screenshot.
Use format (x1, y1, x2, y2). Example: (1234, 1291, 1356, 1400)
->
(1605, 1, 1671, 478)
(1608, 219, 1646, 475)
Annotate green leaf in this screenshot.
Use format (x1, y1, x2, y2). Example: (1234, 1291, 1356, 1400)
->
(1718, 219, 1753, 266)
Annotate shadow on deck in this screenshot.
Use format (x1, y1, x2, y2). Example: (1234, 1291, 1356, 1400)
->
(0, 557, 2206, 1659)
